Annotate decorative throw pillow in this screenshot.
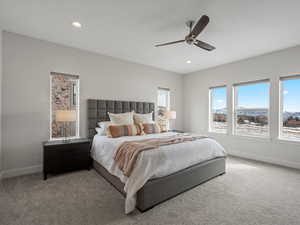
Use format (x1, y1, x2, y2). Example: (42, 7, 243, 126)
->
(108, 111, 134, 125)
(141, 123, 161, 134)
(108, 124, 142, 138)
(133, 112, 154, 124)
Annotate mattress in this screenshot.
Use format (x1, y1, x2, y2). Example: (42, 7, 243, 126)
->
(91, 132, 226, 213)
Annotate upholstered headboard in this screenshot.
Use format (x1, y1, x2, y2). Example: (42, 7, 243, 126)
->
(87, 99, 155, 138)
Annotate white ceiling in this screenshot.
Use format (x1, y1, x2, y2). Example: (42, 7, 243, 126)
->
(1, 0, 300, 74)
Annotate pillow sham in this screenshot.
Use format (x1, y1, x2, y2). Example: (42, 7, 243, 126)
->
(96, 121, 112, 136)
(108, 111, 134, 125)
(108, 124, 143, 138)
(95, 127, 106, 136)
(97, 121, 111, 129)
(140, 123, 161, 134)
(133, 112, 154, 124)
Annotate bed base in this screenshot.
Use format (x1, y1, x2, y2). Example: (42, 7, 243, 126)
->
(93, 157, 226, 212)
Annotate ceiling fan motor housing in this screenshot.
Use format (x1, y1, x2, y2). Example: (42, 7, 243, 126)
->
(185, 35, 196, 45)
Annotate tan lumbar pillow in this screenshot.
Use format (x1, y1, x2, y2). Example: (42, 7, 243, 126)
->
(140, 122, 161, 134)
(107, 124, 143, 138)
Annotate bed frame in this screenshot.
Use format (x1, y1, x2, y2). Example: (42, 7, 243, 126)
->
(88, 99, 226, 212)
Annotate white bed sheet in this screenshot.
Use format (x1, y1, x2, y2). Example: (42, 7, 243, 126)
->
(91, 132, 226, 213)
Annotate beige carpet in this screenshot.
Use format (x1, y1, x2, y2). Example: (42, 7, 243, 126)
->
(1, 157, 300, 225)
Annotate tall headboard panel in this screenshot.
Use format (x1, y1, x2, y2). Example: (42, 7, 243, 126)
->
(88, 99, 155, 138)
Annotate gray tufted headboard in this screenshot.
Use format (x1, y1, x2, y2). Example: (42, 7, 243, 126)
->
(88, 99, 155, 138)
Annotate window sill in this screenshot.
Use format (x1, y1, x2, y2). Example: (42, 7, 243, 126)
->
(208, 131, 228, 136)
(49, 136, 80, 142)
(277, 137, 300, 145)
(231, 133, 271, 143)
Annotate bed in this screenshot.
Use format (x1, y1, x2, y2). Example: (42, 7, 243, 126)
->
(88, 99, 226, 213)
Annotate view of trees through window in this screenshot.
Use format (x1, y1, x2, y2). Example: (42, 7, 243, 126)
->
(281, 77, 300, 141)
(234, 82, 269, 137)
(210, 87, 227, 133)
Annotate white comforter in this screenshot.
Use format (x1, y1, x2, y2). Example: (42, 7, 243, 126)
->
(91, 132, 226, 213)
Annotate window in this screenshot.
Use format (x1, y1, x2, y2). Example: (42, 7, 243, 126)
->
(209, 86, 227, 133)
(157, 87, 170, 130)
(280, 76, 300, 141)
(50, 72, 80, 140)
(157, 87, 170, 110)
(233, 81, 270, 137)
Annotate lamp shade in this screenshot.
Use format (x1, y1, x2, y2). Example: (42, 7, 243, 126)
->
(56, 110, 77, 122)
(165, 111, 176, 120)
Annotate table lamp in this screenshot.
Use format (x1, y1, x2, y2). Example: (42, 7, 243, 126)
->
(56, 110, 77, 141)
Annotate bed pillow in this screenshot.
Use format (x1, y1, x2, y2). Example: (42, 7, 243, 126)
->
(95, 127, 106, 136)
(108, 111, 134, 125)
(97, 121, 111, 129)
(108, 124, 143, 138)
(133, 112, 154, 124)
(140, 123, 161, 134)
(96, 121, 112, 136)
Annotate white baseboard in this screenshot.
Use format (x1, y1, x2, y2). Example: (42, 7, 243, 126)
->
(2, 165, 42, 179)
(228, 150, 300, 170)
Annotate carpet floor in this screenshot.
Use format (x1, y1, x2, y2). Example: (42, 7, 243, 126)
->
(1, 157, 300, 225)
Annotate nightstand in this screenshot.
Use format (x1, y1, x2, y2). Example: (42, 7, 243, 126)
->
(43, 138, 91, 180)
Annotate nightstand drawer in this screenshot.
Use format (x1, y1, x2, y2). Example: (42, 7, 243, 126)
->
(63, 152, 90, 171)
(45, 143, 89, 157)
(44, 159, 63, 173)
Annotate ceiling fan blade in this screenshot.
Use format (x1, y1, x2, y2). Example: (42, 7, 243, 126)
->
(155, 40, 185, 47)
(189, 15, 209, 38)
(194, 40, 215, 51)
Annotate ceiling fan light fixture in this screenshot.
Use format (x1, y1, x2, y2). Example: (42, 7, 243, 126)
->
(186, 60, 192, 64)
(72, 21, 82, 28)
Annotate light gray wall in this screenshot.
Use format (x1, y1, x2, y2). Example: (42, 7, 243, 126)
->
(2, 31, 183, 173)
(183, 45, 300, 169)
(0, 29, 2, 174)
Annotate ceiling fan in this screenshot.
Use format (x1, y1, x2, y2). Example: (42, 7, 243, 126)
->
(155, 15, 215, 51)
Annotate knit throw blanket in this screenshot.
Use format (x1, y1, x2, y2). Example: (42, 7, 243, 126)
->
(114, 134, 208, 177)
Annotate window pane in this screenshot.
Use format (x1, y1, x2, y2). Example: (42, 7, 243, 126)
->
(235, 82, 269, 137)
(210, 87, 227, 133)
(281, 78, 300, 141)
(51, 74, 79, 139)
(157, 89, 170, 109)
(157, 88, 170, 131)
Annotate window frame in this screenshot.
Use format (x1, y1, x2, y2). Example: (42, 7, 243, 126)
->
(279, 74, 300, 142)
(157, 87, 171, 130)
(233, 79, 271, 138)
(208, 85, 228, 134)
(49, 72, 80, 141)
(157, 87, 170, 110)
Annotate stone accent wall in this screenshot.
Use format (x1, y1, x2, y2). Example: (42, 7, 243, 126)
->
(51, 74, 78, 138)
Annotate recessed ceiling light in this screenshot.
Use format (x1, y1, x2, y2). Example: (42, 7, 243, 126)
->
(72, 22, 82, 28)
(186, 60, 191, 64)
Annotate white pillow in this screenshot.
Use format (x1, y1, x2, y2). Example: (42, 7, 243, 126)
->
(95, 127, 106, 136)
(97, 121, 111, 129)
(108, 111, 134, 125)
(133, 112, 154, 124)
